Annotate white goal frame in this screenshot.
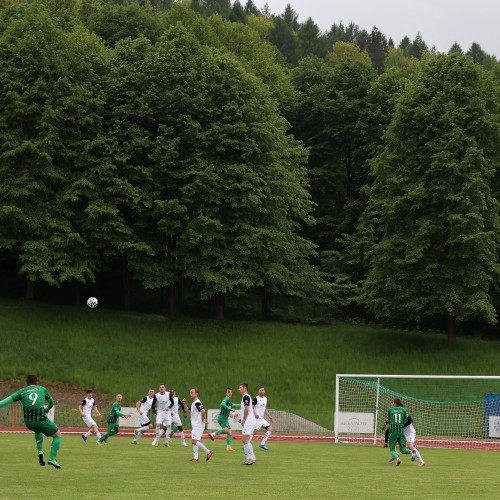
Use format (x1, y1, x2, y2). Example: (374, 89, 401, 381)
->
(335, 374, 500, 447)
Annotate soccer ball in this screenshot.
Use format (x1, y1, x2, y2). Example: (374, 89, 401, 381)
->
(87, 297, 98, 308)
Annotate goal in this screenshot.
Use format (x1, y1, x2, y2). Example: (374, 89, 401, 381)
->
(335, 374, 500, 450)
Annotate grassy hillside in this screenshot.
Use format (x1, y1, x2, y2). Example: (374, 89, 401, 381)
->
(1, 299, 500, 419)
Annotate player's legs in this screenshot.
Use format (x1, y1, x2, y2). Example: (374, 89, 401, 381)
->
(397, 435, 412, 455)
(191, 425, 211, 460)
(34, 432, 45, 466)
(29, 420, 61, 468)
(260, 420, 272, 449)
(242, 422, 256, 464)
(388, 432, 399, 461)
(407, 439, 424, 464)
(163, 413, 172, 446)
(98, 423, 119, 443)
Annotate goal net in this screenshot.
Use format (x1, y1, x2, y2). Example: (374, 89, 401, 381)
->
(335, 374, 500, 450)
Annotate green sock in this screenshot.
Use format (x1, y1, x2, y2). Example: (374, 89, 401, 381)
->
(390, 448, 398, 460)
(226, 434, 232, 446)
(170, 426, 178, 438)
(50, 436, 61, 460)
(215, 429, 225, 436)
(35, 432, 44, 454)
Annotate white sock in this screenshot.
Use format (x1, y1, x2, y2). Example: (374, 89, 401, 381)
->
(164, 426, 171, 442)
(96, 432, 102, 438)
(262, 431, 271, 445)
(196, 441, 209, 454)
(156, 428, 164, 439)
(244, 443, 253, 459)
(414, 447, 423, 461)
(84, 430, 92, 437)
(193, 444, 199, 459)
(180, 431, 185, 442)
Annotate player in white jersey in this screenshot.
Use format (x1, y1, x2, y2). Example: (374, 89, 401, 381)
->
(167, 390, 188, 446)
(253, 386, 273, 451)
(151, 384, 174, 446)
(239, 383, 256, 465)
(182, 388, 213, 462)
(79, 390, 102, 442)
(403, 416, 425, 466)
(131, 388, 155, 444)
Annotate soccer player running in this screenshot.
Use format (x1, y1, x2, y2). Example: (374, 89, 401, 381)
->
(404, 415, 425, 466)
(97, 394, 131, 445)
(182, 388, 213, 462)
(387, 398, 413, 465)
(151, 384, 174, 447)
(131, 388, 155, 444)
(253, 386, 273, 451)
(79, 390, 102, 443)
(208, 387, 241, 452)
(168, 390, 189, 446)
(238, 383, 256, 465)
(0, 375, 63, 468)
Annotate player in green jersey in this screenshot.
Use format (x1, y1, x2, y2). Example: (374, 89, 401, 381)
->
(0, 375, 62, 469)
(387, 398, 412, 465)
(97, 394, 131, 445)
(208, 387, 241, 451)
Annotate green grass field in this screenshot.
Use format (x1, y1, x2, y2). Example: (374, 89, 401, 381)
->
(1, 434, 498, 499)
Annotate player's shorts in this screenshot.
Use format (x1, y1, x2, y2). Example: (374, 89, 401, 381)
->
(156, 410, 172, 426)
(172, 414, 183, 427)
(218, 416, 230, 429)
(242, 420, 256, 436)
(139, 413, 151, 427)
(255, 417, 271, 430)
(404, 429, 416, 443)
(389, 431, 407, 449)
(191, 423, 205, 441)
(26, 419, 59, 437)
(82, 415, 97, 428)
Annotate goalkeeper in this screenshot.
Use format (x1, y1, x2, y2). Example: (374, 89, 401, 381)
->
(387, 398, 412, 465)
(208, 387, 240, 451)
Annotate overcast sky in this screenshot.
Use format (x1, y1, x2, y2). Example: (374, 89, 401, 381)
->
(254, 0, 499, 58)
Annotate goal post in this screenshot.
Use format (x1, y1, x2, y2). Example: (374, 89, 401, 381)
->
(335, 374, 500, 450)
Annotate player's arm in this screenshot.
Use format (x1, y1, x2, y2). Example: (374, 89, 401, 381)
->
(151, 395, 157, 415)
(241, 395, 251, 425)
(220, 400, 232, 411)
(231, 402, 241, 410)
(182, 398, 190, 413)
(44, 390, 55, 411)
(94, 403, 102, 418)
(404, 415, 413, 427)
(79, 400, 86, 416)
(0, 395, 14, 408)
(265, 409, 273, 422)
(136, 397, 146, 414)
(179, 398, 188, 417)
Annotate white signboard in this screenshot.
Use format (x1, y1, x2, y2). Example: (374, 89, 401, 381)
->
(488, 416, 500, 438)
(119, 407, 141, 428)
(207, 409, 242, 431)
(336, 412, 374, 434)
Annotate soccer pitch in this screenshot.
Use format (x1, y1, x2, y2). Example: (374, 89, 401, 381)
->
(1, 435, 498, 499)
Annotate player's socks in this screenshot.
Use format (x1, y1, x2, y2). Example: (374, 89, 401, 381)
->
(50, 436, 61, 461)
(179, 431, 186, 442)
(261, 430, 271, 445)
(227, 434, 233, 446)
(192, 444, 199, 460)
(96, 432, 102, 439)
(215, 429, 225, 436)
(35, 432, 44, 454)
(84, 430, 92, 437)
(38, 452, 45, 466)
(196, 441, 210, 454)
(390, 448, 398, 460)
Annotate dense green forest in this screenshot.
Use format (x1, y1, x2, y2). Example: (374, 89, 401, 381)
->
(0, 0, 499, 345)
